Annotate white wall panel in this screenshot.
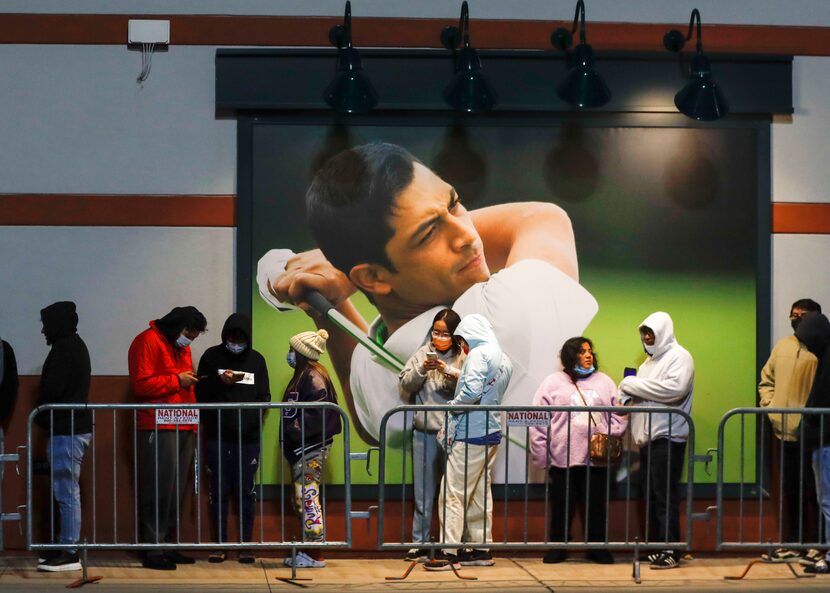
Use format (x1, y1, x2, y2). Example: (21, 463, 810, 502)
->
(0, 226, 235, 375)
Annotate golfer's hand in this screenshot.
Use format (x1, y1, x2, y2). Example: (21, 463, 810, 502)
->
(268, 249, 356, 315)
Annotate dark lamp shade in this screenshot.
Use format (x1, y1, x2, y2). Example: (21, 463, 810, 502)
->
(556, 43, 611, 109)
(324, 47, 379, 114)
(674, 54, 729, 121)
(443, 47, 497, 113)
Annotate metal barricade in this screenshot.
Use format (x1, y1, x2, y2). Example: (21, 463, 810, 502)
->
(25, 402, 354, 580)
(377, 404, 697, 582)
(715, 407, 828, 580)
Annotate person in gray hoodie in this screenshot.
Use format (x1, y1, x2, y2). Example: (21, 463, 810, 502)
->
(429, 314, 512, 571)
(618, 311, 694, 570)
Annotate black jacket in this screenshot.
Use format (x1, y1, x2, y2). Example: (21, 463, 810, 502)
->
(0, 340, 19, 428)
(280, 365, 342, 465)
(195, 313, 270, 442)
(36, 302, 92, 435)
(795, 313, 830, 449)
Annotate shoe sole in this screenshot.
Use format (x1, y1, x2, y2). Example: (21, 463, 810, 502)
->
(649, 563, 680, 570)
(37, 562, 82, 572)
(423, 564, 460, 572)
(460, 560, 495, 566)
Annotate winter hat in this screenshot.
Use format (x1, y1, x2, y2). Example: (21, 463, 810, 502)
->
(289, 329, 329, 361)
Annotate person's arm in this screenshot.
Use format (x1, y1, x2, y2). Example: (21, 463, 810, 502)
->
(470, 201, 578, 280)
(618, 354, 693, 405)
(528, 380, 555, 468)
(450, 352, 486, 406)
(398, 347, 428, 402)
(128, 338, 181, 399)
(0, 343, 18, 429)
(194, 352, 221, 403)
(758, 351, 776, 407)
(40, 347, 71, 406)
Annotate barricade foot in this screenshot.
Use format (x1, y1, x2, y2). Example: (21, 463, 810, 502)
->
(385, 560, 419, 581)
(66, 547, 103, 588)
(724, 558, 815, 580)
(273, 551, 314, 587)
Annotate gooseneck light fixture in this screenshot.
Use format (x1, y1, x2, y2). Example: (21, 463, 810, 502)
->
(324, 1, 379, 114)
(664, 9, 729, 121)
(440, 1, 497, 113)
(550, 0, 611, 109)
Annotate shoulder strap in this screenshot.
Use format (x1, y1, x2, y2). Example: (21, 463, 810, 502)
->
(573, 382, 600, 430)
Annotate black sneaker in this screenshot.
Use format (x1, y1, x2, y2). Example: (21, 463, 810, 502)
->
(165, 550, 195, 564)
(423, 552, 460, 571)
(805, 559, 829, 574)
(801, 549, 823, 566)
(543, 549, 568, 564)
(586, 550, 614, 565)
(458, 549, 495, 566)
(238, 552, 255, 564)
(761, 548, 801, 562)
(142, 553, 176, 571)
(404, 548, 430, 563)
(37, 549, 61, 564)
(208, 551, 227, 563)
(649, 552, 679, 570)
(37, 551, 81, 572)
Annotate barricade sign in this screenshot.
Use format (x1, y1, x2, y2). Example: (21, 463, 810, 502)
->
(155, 408, 200, 425)
(505, 409, 550, 427)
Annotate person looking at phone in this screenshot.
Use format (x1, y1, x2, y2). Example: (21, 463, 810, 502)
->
(128, 306, 207, 571)
(195, 313, 270, 564)
(280, 329, 342, 569)
(398, 308, 465, 563)
(528, 337, 627, 565)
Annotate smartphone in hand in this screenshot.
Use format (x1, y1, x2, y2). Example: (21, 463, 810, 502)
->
(624, 367, 637, 378)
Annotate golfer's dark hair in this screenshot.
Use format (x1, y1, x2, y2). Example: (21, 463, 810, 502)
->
(791, 298, 821, 315)
(306, 142, 420, 275)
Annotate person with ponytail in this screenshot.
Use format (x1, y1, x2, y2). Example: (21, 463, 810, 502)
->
(280, 329, 342, 569)
(528, 336, 627, 565)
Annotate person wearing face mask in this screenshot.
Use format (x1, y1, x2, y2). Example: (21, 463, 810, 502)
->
(195, 313, 270, 564)
(618, 311, 694, 570)
(758, 299, 821, 564)
(398, 308, 465, 563)
(529, 337, 627, 565)
(280, 329, 342, 569)
(128, 306, 207, 571)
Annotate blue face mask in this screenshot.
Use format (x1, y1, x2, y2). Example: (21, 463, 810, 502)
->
(225, 341, 247, 355)
(574, 365, 595, 377)
(176, 333, 193, 348)
(286, 351, 297, 368)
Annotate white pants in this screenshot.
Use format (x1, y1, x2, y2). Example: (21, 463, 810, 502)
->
(438, 441, 499, 553)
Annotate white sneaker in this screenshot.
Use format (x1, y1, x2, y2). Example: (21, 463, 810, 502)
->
(283, 551, 326, 568)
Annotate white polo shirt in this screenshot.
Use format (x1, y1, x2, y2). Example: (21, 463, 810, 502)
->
(350, 259, 598, 482)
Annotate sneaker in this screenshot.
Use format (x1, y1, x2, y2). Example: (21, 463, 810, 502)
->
(37, 551, 82, 572)
(586, 550, 615, 565)
(458, 549, 495, 566)
(208, 551, 227, 563)
(543, 549, 568, 564)
(142, 553, 176, 571)
(649, 552, 679, 570)
(404, 548, 430, 563)
(804, 559, 829, 574)
(283, 551, 326, 568)
(423, 552, 460, 571)
(761, 548, 802, 562)
(801, 549, 823, 566)
(165, 550, 195, 565)
(238, 552, 256, 564)
(37, 550, 60, 564)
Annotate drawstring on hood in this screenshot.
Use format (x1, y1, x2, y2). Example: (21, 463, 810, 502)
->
(639, 311, 676, 359)
(40, 301, 79, 345)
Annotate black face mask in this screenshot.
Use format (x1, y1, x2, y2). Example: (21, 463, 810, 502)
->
(792, 316, 803, 332)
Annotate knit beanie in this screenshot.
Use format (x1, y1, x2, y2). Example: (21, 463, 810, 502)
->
(289, 329, 329, 361)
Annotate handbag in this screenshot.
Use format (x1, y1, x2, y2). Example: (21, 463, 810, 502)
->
(574, 383, 623, 464)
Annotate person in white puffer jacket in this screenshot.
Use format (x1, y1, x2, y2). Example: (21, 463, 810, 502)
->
(618, 311, 694, 571)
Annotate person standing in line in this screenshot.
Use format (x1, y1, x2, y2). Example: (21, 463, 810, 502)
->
(196, 313, 270, 564)
(795, 312, 830, 574)
(618, 311, 694, 570)
(398, 308, 465, 562)
(35, 302, 92, 572)
(128, 306, 206, 571)
(759, 299, 821, 564)
(529, 336, 627, 565)
(280, 329, 342, 569)
(429, 314, 512, 571)
(0, 331, 19, 447)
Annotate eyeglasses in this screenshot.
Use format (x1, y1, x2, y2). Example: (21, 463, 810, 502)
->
(431, 330, 452, 339)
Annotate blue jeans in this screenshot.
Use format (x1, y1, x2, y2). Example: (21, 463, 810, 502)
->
(812, 447, 830, 560)
(47, 434, 91, 547)
(412, 429, 444, 545)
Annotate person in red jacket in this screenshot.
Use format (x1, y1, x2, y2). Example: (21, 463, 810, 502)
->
(128, 306, 207, 571)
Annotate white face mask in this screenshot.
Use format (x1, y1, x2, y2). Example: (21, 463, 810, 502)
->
(176, 333, 193, 348)
(644, 342, 655, 356)
(225, 341, 247, 354)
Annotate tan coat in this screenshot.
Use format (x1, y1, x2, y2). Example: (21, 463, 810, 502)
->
(759, 335, 818, 441)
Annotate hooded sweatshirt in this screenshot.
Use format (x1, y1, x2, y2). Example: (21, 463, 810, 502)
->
(795, 313, 830, 449)
(0, 338, 19, 429)
(195, 313, 271, 442)
(450, 314, 513, 442)
(758, 334, 817, 441)
(36, 302, 92, 435)
(618, 312, 694, 446)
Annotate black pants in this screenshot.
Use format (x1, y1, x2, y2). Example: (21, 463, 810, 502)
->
(204, 439, 260, 543)
(138, 430, 195, 555)
(780, 439, 820, 544)
(549, 465, 610, 543)
(639, 438, 686, 557)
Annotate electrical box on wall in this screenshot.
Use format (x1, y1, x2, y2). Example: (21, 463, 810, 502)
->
(128, 20, 170, 45)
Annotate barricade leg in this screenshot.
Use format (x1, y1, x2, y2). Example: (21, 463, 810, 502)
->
(66, 542, 102, 589)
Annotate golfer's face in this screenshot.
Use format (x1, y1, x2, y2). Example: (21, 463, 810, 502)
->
(383, 162, 490, 306)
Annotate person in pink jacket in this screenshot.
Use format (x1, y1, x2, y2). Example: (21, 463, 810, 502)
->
(529, 336, 627, 565)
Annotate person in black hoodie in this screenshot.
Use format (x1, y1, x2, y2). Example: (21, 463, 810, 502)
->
(35, 301, 92, 572)
(195, 313, 270, 564)
(796, 312, 830, 574)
